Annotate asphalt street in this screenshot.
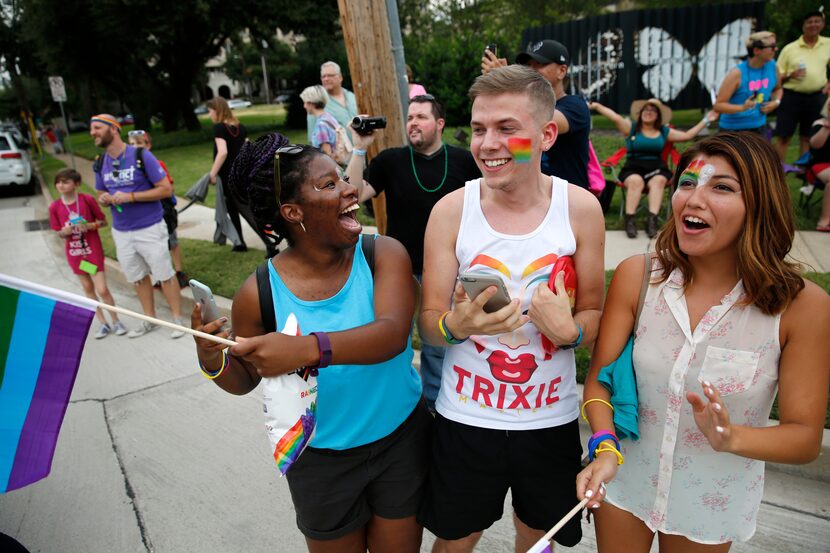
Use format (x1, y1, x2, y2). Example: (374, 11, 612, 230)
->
(0, 185, 828, 553)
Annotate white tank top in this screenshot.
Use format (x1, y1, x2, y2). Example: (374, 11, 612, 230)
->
(436, 177, 579, 430)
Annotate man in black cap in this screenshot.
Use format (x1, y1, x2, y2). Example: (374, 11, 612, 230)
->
(483, 39, 591, 189)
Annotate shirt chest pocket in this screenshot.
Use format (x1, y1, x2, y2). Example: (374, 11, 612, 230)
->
(697, 346, 760, 396)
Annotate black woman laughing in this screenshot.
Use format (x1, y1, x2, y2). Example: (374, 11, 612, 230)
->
(191, 134, 430, 553)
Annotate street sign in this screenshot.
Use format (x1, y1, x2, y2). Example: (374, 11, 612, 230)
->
(48, 76, 67, 102)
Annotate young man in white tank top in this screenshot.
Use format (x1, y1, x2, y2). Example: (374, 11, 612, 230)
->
(417, 65, 606, 552)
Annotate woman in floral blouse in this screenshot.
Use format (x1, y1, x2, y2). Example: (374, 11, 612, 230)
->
(577, 132, 829, 551)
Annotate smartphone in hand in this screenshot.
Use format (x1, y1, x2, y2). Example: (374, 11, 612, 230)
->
(458, 272, 512, 313)
(189, 279, 224, 326)
(485, 43, 498, 57)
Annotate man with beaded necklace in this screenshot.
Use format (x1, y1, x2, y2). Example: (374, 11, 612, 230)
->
(346, 94, 480, 410)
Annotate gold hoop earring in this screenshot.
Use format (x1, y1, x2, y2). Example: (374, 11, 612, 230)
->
(300, 222, 306, 233)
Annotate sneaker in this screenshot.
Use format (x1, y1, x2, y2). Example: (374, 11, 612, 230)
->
(170, 318, 186, 339)
(112, 320, 129, 336)
(127, 321, 159, 339)
(93, 324, 111, 339)
(176, 271, 189, 289)
(231, 244, 248, 253)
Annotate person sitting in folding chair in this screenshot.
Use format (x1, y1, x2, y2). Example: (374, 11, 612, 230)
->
(590, 99, 716, 238)
(808, 97, 830, 231)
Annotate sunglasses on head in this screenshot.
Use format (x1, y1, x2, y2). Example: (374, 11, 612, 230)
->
(273, 145, 304, 206)
(128, 130, 146, 137)
(410, 94, 436, 103)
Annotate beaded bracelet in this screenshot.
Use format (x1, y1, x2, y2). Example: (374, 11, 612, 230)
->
(581, 398, 614, 423)
(199, 350, 229, 380)
(438, 311, 465, 345)
(594, 443, 625, 465)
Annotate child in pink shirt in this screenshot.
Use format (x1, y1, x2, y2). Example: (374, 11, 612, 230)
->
(49, 168, 129, 339)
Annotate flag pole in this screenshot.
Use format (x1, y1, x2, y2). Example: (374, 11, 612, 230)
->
(526, 497, 589, 553)
(94, 302, 237, 347)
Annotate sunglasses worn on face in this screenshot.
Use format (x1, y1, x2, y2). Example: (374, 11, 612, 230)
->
(273, 145, 304, 206)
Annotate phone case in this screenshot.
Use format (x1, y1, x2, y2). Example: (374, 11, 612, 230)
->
(189, 279, 222, 324)
(458, 273, 511, 313)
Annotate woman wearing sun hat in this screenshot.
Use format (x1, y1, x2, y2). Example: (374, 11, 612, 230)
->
(590, 99, 714, 238)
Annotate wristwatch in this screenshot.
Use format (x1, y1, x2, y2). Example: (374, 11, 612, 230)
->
(557, 324, 583, 350)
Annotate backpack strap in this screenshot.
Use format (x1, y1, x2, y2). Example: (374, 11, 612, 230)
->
(361, 234, 376, 277)
(93, 154, 104, 174)
(256, 262, 276, 333)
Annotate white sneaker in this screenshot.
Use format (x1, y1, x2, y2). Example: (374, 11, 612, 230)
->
(112, 320, 128, 336)
(93, 324, 111, 339)
(170, 318, 186, 339)
(127, 321, 159, 339)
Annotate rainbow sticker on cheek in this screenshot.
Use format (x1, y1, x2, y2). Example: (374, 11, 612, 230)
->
(507, 137, 532, 164)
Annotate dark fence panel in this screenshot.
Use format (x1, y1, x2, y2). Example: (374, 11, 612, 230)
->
(522, 2, 766, 114)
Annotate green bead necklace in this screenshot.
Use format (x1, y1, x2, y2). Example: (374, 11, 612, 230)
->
(410, 143, 448, 193)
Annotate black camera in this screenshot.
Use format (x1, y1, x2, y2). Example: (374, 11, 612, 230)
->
(351, 116, 387, 135)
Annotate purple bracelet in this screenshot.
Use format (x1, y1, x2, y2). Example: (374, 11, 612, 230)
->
(310, 331, 332, 370)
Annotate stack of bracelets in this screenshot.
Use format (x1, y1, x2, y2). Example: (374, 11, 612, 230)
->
(438, 311, 466, 345)
(581, 398, 625, 465)
(199, 349, 230, 380)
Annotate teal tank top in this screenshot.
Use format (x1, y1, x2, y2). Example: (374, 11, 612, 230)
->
(267, 235, 422, 450)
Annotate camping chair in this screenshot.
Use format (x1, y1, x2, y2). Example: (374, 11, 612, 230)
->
(599, 139, 681, 219)
(788, 151, 825, 216)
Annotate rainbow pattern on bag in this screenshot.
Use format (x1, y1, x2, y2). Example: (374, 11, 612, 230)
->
(273, 402, 317, 475)
(507, 137, 532, 163)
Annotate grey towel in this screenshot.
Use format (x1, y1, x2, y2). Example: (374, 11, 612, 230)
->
(212, 175, 242, 247)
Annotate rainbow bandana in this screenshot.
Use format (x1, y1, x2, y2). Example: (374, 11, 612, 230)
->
(90, 115, 121, 130)
(507, 137, 532, 164)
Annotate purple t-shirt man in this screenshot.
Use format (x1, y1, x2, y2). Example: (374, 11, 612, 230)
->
(94, 145, 168, 231)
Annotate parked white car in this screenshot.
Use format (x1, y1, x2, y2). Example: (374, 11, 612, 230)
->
(227, 98, 252, 109)
(0, 132, 33, 192)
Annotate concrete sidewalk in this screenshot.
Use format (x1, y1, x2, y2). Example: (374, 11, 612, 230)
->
(24, 154, 828, 552)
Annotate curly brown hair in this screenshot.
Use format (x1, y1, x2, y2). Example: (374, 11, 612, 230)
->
(654, 132, 803, 315)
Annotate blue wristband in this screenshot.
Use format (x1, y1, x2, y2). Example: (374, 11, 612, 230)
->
(352, 148, 367, 156)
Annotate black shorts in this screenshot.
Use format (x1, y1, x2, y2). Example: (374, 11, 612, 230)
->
(285, 402, 432, 540)
(418, 414, 583, 547)
(618, 158, 672, 184)
(774, 89, 827, 138)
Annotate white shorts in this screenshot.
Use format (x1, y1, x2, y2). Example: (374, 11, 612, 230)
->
(111, 220, 176, 284)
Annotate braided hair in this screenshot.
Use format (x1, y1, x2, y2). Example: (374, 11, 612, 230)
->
(227, 133, 323, 248)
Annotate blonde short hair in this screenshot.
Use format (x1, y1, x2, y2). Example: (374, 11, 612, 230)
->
(468, 65, 555, 124)
(300, 85, 328, 109)
(745, 31, 775, 56)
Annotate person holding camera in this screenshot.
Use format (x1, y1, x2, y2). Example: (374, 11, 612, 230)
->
(346, 94, 480, 410)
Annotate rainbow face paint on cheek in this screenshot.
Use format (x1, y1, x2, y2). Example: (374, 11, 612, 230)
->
(507, 137, 532, 164)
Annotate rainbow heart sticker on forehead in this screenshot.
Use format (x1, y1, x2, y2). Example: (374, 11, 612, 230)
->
(680, 158, 715, 186)
(507, 138, 532, 164)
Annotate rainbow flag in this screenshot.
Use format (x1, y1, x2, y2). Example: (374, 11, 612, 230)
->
(0, 273, 96, 493)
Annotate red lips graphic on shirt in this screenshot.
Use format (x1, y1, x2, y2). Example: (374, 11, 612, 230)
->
(486, 350, 538, 384)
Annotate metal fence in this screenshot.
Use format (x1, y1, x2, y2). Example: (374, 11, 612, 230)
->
(522, 1, 766, 113)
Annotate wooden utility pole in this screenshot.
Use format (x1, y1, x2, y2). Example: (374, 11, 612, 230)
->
(337, 0, 408, 236)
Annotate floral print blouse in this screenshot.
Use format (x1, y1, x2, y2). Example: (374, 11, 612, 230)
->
(605, 265, 780, 544)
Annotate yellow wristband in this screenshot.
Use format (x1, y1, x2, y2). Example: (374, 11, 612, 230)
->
(581, 398, 614, 423)
(594, 443, 624, 465)
(200, 350, 228, 380)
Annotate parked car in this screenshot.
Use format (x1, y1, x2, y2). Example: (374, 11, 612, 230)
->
(67, 118, 89, 132)
(274, 93, 293, 104)
(193, 104, 208, 115)
(117, 113, 134, 125)
(0, 132, 34, 193)
(0, 124, 28, 148)
(227, 98, 252, 110)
